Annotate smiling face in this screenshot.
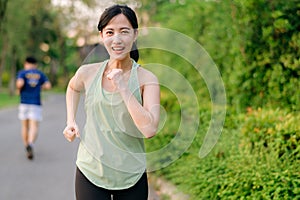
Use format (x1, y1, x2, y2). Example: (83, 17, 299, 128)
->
(100, 14, 138, 61)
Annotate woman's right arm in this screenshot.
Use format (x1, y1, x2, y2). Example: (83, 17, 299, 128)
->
(63, 69, 85, 142)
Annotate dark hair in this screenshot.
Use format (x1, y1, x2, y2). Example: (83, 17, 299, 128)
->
(97, 4, 139, 62)
(25, 56, 37, 64)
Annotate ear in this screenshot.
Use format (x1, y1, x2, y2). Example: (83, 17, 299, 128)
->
(133, 29, 138, 42)
(99, 31, 103, 38)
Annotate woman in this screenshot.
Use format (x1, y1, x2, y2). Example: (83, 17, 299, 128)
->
(63, 4, 160, 200)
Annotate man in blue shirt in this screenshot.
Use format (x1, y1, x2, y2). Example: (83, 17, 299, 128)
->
(16, 56, 51, 160)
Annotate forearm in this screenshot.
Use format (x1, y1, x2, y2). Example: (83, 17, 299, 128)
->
(66, 85, 81, 125)
(106, 68, 160, 138)
(120, 88, 159, 138)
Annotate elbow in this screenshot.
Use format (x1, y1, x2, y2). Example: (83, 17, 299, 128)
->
(143, 127, 158, 139)
(136, 114, 160, 139)
(16, 79, 24, 89)
(144, 133, 156, 139)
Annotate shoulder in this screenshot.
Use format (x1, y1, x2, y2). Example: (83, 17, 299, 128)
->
(137, 66, 159, 84)
(36, 69, 47, 76)
(17, 69, 31, 78)
(76, 62, 103, 76)
(17, 70, 25, 76)
(71, 62, 104, 87)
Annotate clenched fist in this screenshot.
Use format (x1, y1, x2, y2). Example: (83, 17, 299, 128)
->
(63, 123, 80, 142)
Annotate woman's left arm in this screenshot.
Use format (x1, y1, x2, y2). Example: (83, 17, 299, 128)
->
(108, 69, 160, 138)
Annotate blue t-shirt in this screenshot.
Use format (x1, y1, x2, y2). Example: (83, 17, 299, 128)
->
(17, 69, 49, 105)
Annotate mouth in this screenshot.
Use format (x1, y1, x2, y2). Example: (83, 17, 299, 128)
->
(112, 46, 125, 52)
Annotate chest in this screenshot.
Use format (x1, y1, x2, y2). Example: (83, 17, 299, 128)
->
(101, 71, 131, 93)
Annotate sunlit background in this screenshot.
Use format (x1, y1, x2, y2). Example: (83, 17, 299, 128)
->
(0, 0, 299, 199)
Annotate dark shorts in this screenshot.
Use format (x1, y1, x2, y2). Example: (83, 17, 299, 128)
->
(75, 168, 148, 200)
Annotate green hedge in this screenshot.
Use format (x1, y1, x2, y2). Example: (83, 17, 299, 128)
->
(139, 0, 300, 111)
(146, 107, 300, 199)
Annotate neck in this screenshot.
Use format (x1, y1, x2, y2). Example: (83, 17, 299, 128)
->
(107, 58, 132, 71)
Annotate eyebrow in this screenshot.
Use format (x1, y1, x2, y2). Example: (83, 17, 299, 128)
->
(103, 27, 131, 31)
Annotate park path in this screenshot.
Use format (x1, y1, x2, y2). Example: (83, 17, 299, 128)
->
(0, 93, 160, 200)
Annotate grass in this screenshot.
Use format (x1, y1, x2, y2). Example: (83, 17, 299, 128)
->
(0, 91, 19, 109)
(0, 87, 65, 109)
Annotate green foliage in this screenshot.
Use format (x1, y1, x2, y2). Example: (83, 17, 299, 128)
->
(1, 71, 10, 87)
(1, 1, 31, 57)
(139, 2, 299, 197)
(235, 0, 300, 110)
(240, 108, 300, 159)
(147, 106, 300, 199)
(139, 0, 300, 111)
(145, 87, 181, 152)
(0, 0, 84, 90)
(0, 0, 8, 31)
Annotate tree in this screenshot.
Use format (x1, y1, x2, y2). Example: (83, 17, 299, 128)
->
(0, 0, 8, 32)
(137, 0, 300, 111)
(0, 0, 32, 93)
(0, 0, 8, 89)
(0, 0, 74, 91)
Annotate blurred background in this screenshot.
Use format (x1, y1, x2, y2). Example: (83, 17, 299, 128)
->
(0, 0, 299, 199)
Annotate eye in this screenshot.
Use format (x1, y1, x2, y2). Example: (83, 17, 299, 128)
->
(121, 30, 130, 34)
(105, 31, 114, 36)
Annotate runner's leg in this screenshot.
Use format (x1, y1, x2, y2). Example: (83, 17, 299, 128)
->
(113, 173, 148, 200)
(75, 168, 111, 200)
(21, 119, 29, 146)
(28, 119, 39, 144)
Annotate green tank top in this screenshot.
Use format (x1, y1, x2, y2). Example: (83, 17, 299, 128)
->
(76, 59, 146, 190)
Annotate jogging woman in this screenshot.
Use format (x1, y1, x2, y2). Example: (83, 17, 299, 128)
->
(63, 4, 160, 200)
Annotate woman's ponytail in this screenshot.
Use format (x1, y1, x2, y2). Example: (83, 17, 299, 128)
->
(130, 42, 139, 62)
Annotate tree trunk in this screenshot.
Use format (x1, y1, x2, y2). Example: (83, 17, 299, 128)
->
(49, 58, 58, 86)
(0, 37, 8, 91)
(0, 0, 8, 32)
(0, 0, 8, 91)
(9, 46, 17, 96)
(59, 35, 67, 87)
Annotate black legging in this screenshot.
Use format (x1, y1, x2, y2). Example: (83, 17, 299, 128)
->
(75, 168, 148, 200)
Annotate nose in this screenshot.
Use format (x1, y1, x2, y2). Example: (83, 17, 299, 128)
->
(112, 34, 122, 44)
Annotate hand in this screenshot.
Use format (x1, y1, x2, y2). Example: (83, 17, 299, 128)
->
(63, 123, 80, 142)
(16, 78, 25, 89)
(106, 69, 127, 91)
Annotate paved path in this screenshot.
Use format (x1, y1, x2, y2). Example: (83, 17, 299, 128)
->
(0, 93, 160, 200)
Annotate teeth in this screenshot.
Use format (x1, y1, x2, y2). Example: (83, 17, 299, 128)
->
(112, 47, 124, 51)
